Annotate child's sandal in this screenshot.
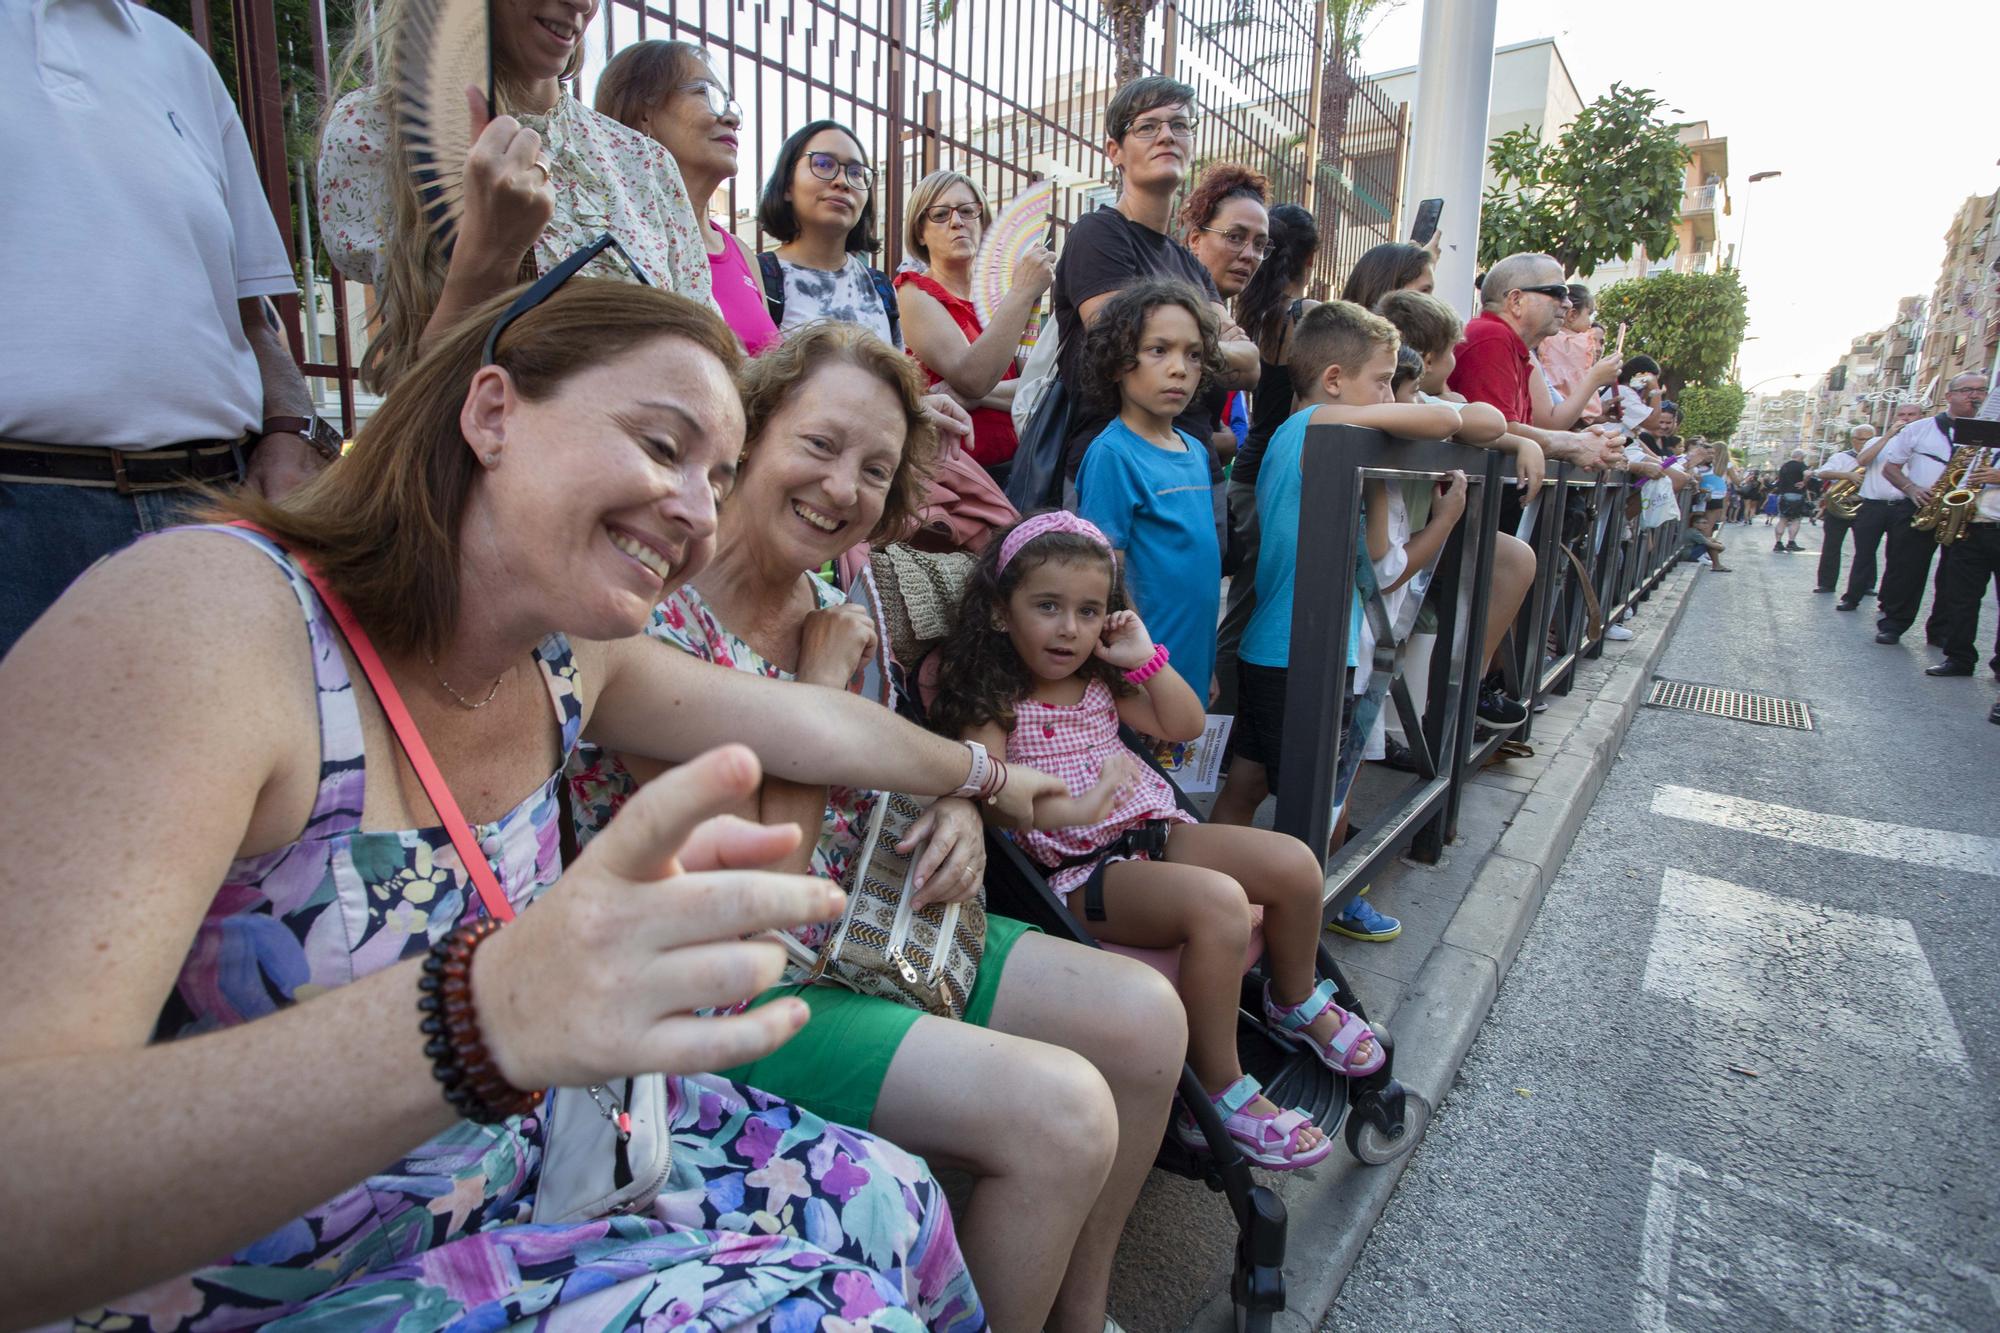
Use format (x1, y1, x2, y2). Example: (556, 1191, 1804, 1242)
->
(1175, 1074, 1333, 1171)
(1263, 978, 1386, 1078)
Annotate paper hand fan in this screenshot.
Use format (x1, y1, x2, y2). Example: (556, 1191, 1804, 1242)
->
(972, 179, 1056, 326)
(391, 0, 493, 255)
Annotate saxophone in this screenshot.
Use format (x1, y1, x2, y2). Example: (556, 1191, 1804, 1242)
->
(1913, 445, 1979, 542)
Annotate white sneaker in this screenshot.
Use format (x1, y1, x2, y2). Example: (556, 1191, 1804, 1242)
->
(1604, 623, 1635, 641)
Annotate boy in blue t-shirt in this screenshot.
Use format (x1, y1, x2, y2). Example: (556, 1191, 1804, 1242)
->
(1075, 280, 1225, 701)
(1210, 301, 1462, 939)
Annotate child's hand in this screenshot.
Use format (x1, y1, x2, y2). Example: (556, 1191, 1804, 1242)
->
(1435, 469, 1469, 521)
(1093, 609, 1157, 671)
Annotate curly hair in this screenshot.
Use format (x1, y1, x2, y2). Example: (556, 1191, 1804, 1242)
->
(737, 322, 938, 543)
(928, 519, 1139, 739)
(1079, 279, 1225, 422)
(1178, 162, 1269, 235)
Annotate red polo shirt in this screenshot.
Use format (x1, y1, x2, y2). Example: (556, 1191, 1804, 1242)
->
(1448, 311, 1534, 425)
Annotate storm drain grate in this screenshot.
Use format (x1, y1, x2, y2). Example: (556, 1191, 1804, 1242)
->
(1646, 678, 1814, 730)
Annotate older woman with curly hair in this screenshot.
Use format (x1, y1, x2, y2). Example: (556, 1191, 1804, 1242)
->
(568, 321, 1187, 1333)
(1074, 279, 1230, 702)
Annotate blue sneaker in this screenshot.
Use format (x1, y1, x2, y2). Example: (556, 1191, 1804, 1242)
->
(1328, 897, 1401, 941)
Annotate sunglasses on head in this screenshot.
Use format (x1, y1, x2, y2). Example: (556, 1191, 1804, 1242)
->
(482, 234, 652, 365)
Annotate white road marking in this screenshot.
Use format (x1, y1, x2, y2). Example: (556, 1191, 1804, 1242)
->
(1650, 783, 2000, 878)
(1636, 1151, 2000, 1332)
(1642, 869, 1969, 1071)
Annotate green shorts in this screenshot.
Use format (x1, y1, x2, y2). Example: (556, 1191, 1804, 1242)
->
(719, 913, 1039, 1131)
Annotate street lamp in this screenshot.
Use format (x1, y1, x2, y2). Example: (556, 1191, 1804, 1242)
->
(1734, 170, 1783, 272)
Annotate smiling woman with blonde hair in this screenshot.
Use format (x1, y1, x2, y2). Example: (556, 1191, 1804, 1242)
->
(318, 0, 713, 390)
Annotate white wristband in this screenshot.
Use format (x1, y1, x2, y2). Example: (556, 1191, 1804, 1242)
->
(952, 740, 990, 800)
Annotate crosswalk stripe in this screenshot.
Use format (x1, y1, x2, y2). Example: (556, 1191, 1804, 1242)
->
(1651, 784, 2000, 878)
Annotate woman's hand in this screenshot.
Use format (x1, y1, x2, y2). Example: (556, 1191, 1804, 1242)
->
(454, 85, 555, 273)
(919, 392, 974, 463)
(1010, 244, 1056, 302)
(903, 797, 987, 908)
(1093, 609, 1157, 671)
(474, 747, 845, 1090)
(1585, 354, 1622, 389)
(988, 762, 1068, 828)
(1071, 753, 1138, 825)
(796, 602, 877, 691)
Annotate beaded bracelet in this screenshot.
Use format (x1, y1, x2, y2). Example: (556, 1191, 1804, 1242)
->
(1123, 642, 1171, 685)
(418, 918, 545, 1124)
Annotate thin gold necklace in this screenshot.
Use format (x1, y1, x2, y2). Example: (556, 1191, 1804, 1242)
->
(427, 653, 505, 710)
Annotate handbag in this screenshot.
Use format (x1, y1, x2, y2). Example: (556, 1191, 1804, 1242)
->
(780, 791, 987, 1020)
(233, 523, 673, 1225)
(1004, 374, 1071, 513)
(776, 573, 986, 1019)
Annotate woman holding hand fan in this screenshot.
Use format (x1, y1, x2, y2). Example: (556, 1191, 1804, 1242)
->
(896, 171, 1056, 475)
(319, 0, 712, 390)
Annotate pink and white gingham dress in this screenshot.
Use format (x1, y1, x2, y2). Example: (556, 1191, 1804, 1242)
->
(1006, 677, 1195, 895)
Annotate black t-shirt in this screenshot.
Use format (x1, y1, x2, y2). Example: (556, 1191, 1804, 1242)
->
(1777, 459, 1807, 490)
(1235, 300, 1303, 488)
(1053, 205, 1223, 479)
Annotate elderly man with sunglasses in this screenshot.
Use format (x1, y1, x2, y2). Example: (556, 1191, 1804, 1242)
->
(1449, 252, 1624, 476)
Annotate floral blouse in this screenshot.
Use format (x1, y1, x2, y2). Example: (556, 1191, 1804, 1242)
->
(318, 88, 712, 304)
(568, 576, 876, 958)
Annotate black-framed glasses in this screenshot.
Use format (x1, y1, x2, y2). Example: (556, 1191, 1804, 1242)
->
(1516, 283, 1571, 304)
(683, 81, 741, 123)
(1195, 224, 1272, 258)
(1126, 115, 1197, 142)
(482, 234, 652, 366)
(805, 151, 874, 190)
(923, 202, 983, 226)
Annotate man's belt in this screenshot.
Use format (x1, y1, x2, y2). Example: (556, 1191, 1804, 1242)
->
(0, 437, 248, 493)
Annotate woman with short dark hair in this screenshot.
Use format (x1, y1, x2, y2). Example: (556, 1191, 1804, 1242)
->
(1340, 240, 1434, 309)
(756, 120, 901, 344)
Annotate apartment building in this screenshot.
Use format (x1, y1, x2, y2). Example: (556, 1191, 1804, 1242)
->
(1915, 190, 1998, 397)
(1805, 296, 1926, 443)
(1587, 121, 1731, 291)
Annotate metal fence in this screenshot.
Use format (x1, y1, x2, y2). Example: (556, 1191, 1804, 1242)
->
(168, 0, 1404, 427)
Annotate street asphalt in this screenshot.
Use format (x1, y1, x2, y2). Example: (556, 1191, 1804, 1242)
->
(1326, 516, 2000, 1332)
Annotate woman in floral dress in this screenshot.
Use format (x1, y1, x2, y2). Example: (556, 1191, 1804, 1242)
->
(0, 282, 1070, 1328)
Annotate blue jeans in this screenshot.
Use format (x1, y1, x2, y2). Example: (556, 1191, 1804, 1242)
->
(0, 480, 209, 658)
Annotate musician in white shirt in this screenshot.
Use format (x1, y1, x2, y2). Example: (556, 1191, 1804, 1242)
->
(1872, 379, 1979, 642)
(1923, 373, 2000, 700)
(1838, 405, 1923, 609)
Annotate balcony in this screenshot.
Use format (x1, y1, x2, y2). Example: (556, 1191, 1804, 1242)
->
(1682, 183, 1721, 216)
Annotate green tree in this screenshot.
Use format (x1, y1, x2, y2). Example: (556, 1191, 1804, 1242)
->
(1478, 83, 1689, 277)
(1594, 268, 1750, 396)
(1676, 382, 1748, 442)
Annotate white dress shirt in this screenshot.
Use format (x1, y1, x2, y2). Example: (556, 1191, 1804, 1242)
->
(1880, 415, 1956, 493)
(1859, 436, 1908, 500)
(0, 0, 295, 448)
(1816, 450, 1859, 479)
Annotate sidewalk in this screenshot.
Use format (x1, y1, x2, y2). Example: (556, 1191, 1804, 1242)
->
(1104, 564, 1702, 1332)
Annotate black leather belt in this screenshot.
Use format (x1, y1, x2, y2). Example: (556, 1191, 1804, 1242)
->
(0, 437, 247, 494)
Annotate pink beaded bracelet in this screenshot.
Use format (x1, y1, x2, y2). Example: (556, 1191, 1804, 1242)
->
(1123, 643, 1170, 685)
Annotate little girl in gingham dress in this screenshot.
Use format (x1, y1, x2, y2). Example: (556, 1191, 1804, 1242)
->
(929, 513, 1389, 1172)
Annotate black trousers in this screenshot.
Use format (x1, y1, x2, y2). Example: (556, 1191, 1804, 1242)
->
(1816, 512, 1853, 590)
(1878, 501, 1938, 636)
(1843, 499, 1896, 600)
(1933, 523, 2000, 671)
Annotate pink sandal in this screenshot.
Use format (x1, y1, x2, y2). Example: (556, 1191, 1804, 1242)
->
(1263, 979, 1386, 1077)
(1175, 1075, 1333, 1171)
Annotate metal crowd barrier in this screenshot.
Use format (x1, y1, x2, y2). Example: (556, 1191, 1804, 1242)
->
(1270, 429, 1694, 901)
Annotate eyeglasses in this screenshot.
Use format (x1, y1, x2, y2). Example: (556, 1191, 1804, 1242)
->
(805, 151, 874, 190)
(683, 81, 741, 123)
(483, 233, 651, 365)
(923, 202, 983, 227)
(1125, 115, 1197, 142)
(1516, 283, 1572, 304)
(1195, 224, 1272, 258)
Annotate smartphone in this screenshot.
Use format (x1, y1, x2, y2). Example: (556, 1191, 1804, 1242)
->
(1409, 197, 1443, 245)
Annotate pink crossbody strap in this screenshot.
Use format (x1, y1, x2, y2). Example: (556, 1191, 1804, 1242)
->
(230, 522, 515, 924)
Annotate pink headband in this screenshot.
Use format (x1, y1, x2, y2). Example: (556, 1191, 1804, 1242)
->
(996, 511, 1113, 574)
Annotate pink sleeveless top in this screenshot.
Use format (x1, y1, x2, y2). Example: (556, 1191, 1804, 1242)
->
(1004, 677, 1194, 894)
(708, 223, 781, 356)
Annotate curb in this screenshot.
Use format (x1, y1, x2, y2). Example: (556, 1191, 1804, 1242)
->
(1187, 565, 1699, 1332)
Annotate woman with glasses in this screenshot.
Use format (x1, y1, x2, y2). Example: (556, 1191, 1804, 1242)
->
(1178, 164, 1271, 544)
(0, 279, 1062, 1328)
(318, 0, 711, 390)
(596, 40, 781, 356)
(895, 170, 1056, 475)
(756, 121, 902, 346)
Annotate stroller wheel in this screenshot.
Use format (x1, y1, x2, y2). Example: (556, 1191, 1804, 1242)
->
(1345, 1083, 1431, 1165)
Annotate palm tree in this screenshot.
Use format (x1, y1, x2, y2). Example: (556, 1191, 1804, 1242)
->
(928, 0, 1159, 85)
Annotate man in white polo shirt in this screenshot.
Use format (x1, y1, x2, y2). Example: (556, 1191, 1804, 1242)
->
(1873, 374, 1983, 644)
(1813, 424, 1884, 596)
(1838, 402, 1925, 611)
(0, 0, 335, 655)
(1919, 374, 1999, 688)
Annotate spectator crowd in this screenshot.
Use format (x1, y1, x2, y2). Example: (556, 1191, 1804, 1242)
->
(11, 4, 1989, 1329)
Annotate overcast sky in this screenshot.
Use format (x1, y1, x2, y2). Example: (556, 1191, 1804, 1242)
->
(1360, 0, 2000, 394)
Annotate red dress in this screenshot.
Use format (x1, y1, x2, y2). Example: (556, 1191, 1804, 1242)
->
(894, 271, 1021, 468)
